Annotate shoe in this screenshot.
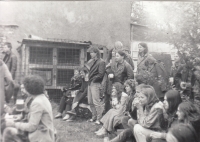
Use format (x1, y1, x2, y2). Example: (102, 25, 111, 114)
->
(95, 120, 101, 125)
(66, 116, 76, 122)
(95, 127, 103, 134)
(88, 118, 96, 122)
(63, 114, 70, 120)
(55, 113, 62, 119)
(96, 130, 107, 136)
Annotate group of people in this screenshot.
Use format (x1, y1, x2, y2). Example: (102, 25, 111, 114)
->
(1, 40, 200, 142)
(54, 41, 200, 142)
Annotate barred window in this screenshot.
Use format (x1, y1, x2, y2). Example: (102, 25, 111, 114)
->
(29, 47, 53, 64)
(57, 48, 80, 66)
(57, 69, 74, 86)
(29, 69, 52, 86)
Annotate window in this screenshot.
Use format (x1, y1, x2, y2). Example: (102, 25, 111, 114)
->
(57, 69, 74, 86)
(57, 48, 80, 66)
(29, 47, 53, 64)
(29, 69, 52, 86)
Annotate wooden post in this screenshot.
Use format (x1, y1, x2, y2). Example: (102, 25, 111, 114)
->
(53, 47, 57, 87)
(80, 48, 84, 67)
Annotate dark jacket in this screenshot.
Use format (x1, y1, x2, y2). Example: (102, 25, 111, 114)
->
(89, 58, 105, 84)
(3, 51, 17, 79)
(69, 75, 82, 90)
(137, 53, 152, 75)
(111, 60, 134, 84)
(147, 63, 168, 99)
(77, 78, 88, 101)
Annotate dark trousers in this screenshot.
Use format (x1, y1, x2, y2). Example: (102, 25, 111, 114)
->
(13, 84, 20, 104)
(58, 96, 72, 113)
(104, 93, 111, 113)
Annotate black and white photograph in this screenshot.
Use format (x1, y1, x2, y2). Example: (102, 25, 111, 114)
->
(0, 1, 200, 142)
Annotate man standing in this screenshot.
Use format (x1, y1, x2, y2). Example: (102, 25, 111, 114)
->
(2, 42, 19, 103)
(2, 42, 17, 79)
(88, 46, 105, 124)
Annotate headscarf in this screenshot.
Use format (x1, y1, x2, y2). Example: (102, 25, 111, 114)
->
(165, 90, 182, 115)
(139, 84, 159, 110)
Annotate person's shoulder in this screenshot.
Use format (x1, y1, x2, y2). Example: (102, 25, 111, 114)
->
(32, 94, 46, 103)
(125, 53, 132, 59)
(98, 58, 105, 64)
(124, 60, 132, 68)
(10, 52, 17, 58)
(151, 101, 164, 112)
(99, 58, 105, 62)
(122, 92, 128, 97)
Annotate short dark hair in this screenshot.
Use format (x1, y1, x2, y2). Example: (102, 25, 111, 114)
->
(117, 50, 126, 58)
(3, 42, 12, 49)
(23, 75, 45, 95)
(88, 46, 100, 58)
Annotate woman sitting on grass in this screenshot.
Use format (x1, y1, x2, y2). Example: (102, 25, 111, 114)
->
(95, 82, 130, 136)
(147, 90, 182, 142)
(133, 85, 165, 142)
(96, 79, 135, 136)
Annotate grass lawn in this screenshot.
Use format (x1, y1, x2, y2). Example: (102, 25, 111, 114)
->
(52, 102, 104, 142)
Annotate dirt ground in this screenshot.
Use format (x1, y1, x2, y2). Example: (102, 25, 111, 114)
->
(52, 102, 104, 142)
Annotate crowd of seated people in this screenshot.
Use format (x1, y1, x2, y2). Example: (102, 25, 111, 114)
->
(1, 41, 200, 142)
(52, 41, 200, 142)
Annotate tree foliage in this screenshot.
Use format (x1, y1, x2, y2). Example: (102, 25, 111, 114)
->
(131, 2, 200, 58)
(131, 2, 200, 100)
